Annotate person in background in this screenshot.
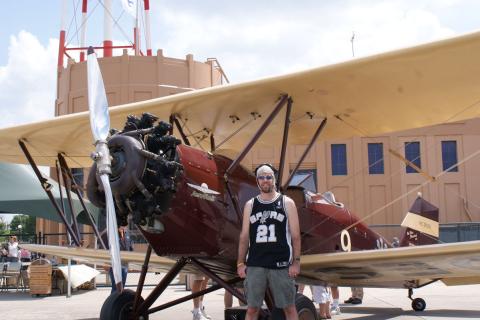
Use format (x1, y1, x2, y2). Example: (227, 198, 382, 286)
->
(20, 248, 31, 262)
(109, 226, 133, 293)
(344, 287, 363, 304)
(330, 286, 340, 315)
(190, 274, 211, 320)
(7, 236, 19, 262)
(311, 285, 331, 319)
(1, 243, 7, 262)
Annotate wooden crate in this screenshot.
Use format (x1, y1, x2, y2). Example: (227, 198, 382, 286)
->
(29, 258, 52, 295)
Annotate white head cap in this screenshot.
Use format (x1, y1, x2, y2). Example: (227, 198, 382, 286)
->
(256, 164, 275, 177)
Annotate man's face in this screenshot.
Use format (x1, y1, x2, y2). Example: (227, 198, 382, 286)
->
(257, 173, 275, 193)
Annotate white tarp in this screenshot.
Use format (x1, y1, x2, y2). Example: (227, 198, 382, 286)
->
(57, 264, 100, 288)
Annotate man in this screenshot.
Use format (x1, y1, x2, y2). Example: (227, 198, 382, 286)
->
(237, 164, 301, 320)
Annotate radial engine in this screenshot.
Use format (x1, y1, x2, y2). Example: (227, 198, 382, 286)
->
(87, 113, 184, 230)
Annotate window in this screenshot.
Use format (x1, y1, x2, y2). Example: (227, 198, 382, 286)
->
(405, 142, 421, 173)
(289, 169, 317, 192)
(368, 143, 384, 174)
(331, 144, 347, 175)
(442, 141, 458, 172)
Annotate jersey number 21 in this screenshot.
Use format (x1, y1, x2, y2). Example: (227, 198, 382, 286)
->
(256, 224, 277, 243)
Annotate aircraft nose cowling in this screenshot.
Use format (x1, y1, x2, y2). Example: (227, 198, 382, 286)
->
(86, 114, 183, 230)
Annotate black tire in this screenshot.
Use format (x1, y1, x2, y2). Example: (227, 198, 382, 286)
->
(100, 289, 149, 320)
(412, 297, 426, 312)
(269, 293, 318, 320)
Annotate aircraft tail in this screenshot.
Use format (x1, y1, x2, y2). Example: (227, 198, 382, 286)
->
(399, 194, 440, 247)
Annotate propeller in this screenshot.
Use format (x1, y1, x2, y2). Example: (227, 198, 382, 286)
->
(86, 47, 123, 291)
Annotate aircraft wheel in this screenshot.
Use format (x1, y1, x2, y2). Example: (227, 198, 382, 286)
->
(270, 293, 318, 320)
(411, 297, 426, 312)
(99, 289, 149, 320)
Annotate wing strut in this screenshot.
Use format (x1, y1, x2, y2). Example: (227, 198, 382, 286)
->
(18, 139, 81, 246)
(56, 155, 82, 243)
(170, 114, 191, 146)
(277, 97, 293, 189)
(132, 256, 244, 318)
(222, 94, 289, 219)
(282, 117, 327, 189)
(225, 94, 289, 177)
(57, 153, 107, 249)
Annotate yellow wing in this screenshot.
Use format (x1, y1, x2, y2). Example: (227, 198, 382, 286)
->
(300, 240, 480, 288)
(24, 240, 480, 288)
(22, 244, 178, 273)
(2, 31, 480, 167)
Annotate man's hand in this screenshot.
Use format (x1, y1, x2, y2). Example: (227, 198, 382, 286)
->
(237, 263, 247, 278)
(288, 261, 300, 278)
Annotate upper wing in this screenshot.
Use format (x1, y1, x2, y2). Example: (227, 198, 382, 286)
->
(300, 240, 480, 288)
(2, 31, 480, 167)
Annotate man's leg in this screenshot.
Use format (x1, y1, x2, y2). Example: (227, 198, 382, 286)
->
(351, 287, 363, 304)
(331, 286, 341, 315)
(245, 307, 260, 320)
(121, 266, 128, 288)
(191, 274, 208, 320)
(245, 267, 267, 320)
(269, 269, 297, 320)
(224, 290, 233, 308)
(199, 278, 211, 319)
(192, 279, 203, 309)
(283, 304, 298, 320)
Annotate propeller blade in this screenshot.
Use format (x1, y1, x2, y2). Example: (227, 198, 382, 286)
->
(100, 174, 122, 290)
(87, 47, 123, 290)
(87, 47, 110, 142)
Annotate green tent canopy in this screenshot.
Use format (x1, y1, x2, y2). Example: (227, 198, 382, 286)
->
(0, 162, 101, 226)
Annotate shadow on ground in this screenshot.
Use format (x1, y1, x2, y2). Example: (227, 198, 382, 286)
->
(341, 306, 480, 319)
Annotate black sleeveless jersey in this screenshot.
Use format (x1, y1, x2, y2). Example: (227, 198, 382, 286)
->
(246, 194, 292, 269)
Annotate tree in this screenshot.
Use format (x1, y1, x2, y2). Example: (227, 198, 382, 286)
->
(10, 214, 35, 235)
(0, 216, 8, 235)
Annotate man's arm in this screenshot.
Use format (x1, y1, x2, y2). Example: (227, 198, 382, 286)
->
(237, 199, 252, 278)
(285, 196, 301, 277)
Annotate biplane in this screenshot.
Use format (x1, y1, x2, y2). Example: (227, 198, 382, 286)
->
(2, 30, 480, 320)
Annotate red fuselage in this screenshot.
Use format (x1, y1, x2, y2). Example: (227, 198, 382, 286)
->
(138, 145, 387, 276)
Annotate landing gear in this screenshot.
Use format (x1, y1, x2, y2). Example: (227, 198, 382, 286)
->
(408, 288, 426, 312)
(270, 294, 318, 320)
(99, 289, 148, 320)
(411, 298, 426, 312)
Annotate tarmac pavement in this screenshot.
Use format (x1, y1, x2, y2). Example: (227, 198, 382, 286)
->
(1, 280, 480, 319)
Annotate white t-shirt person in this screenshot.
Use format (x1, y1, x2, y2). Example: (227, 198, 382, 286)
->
(7, 236, 19, 262)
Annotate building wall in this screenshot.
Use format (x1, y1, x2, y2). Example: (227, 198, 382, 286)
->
(250, 118, 480, 231)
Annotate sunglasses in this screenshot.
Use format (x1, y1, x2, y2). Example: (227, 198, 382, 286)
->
(257, 175, 274, 181)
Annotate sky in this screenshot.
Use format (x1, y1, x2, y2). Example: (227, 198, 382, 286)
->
(1, 0, 480, 222)
(1, 0, 480, 130)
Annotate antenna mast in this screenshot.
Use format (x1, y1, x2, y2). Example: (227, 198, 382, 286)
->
(351, 31, 355, 57)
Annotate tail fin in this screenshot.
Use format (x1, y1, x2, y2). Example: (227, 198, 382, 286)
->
(399, 194, 439, 247)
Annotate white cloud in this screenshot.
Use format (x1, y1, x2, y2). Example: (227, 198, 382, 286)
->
(0, 31, 58, 129)
(150, 1, 459, 82)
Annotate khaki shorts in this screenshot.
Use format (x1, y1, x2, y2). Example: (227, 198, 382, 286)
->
(244, 266, 296, 309)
